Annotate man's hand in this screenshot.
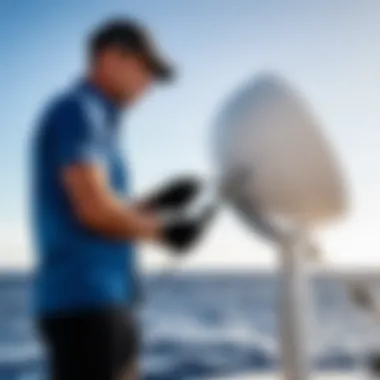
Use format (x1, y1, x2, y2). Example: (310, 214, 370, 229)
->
(161, 204, 216, 252)
(63, 163, 162, 241)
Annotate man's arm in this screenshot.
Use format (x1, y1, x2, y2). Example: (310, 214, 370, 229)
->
(63, 163, 162, 241)
(51, 98, 162, 242)
(53, 98, 213, 249)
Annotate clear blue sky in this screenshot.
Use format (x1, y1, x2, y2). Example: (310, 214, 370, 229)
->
(1, 1, 380, 269)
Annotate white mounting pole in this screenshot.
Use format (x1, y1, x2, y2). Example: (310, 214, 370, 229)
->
(278, 232, 311, 380)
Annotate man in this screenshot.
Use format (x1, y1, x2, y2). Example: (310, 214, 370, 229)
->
(31, 18, 213, 380)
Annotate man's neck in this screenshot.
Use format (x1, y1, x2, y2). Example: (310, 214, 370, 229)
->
(89, 74, 118, 103)
(82, 75, 124, 119)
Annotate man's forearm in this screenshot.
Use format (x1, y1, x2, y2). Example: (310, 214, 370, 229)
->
(63, 164, 163, 242)
(76, 195, 162, 241)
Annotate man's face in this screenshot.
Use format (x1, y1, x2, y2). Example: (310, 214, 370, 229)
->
(98, 46, 154, 104)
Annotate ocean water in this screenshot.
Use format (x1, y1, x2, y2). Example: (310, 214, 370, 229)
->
(1, 272, 380, 380)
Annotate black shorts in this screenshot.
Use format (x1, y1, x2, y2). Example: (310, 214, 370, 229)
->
(38, 306, 139, 380)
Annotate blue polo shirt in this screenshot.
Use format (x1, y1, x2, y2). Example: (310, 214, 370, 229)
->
(31, 80, 136, 315)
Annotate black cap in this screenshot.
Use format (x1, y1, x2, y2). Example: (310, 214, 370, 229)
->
(89, 18, 174, 82)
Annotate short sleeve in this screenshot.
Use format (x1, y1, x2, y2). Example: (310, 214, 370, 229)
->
(49, 97, 105, 168)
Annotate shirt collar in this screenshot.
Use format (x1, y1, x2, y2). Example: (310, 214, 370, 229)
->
(78, 79, 122, 125)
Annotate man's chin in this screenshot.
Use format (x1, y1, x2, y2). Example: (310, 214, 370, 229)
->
(117, 90, 141, 107)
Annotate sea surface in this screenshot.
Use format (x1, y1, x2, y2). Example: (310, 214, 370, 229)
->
(1, 271, 380, 380)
